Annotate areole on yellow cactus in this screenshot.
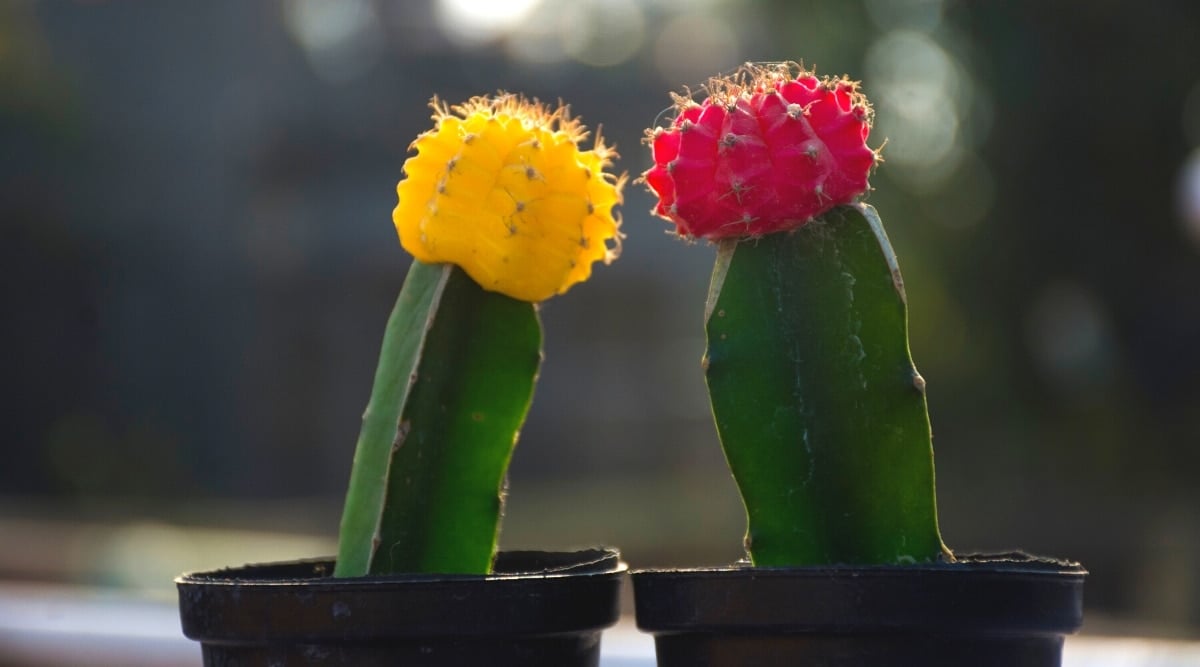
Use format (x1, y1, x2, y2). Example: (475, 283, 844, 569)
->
(394, 94, 625, 303)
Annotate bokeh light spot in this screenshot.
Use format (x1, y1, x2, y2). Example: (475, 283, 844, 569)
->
(434, 0, 543, 46)
(282, 0, 382, 83)
(1179, 148, 1200, 250)
(560, 0, 646, 68)
(653, 12, 740, 88)
(505, 6, 569, 65)
(867, 30, 970, 190)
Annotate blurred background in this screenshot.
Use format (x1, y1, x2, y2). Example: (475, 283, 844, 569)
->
(3, 0, 1200, 650)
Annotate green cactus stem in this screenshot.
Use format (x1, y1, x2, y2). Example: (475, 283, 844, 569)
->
(334, 260, 541, 576)
(703, 203, 947, 566)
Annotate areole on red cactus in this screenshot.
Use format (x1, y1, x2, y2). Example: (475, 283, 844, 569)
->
(643, 62, 879, 240)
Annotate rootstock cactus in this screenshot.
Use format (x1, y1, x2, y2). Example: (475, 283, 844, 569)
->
(644, 62, 878, 240)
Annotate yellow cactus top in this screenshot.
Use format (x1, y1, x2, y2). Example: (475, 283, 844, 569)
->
(394, 94, 625, 302)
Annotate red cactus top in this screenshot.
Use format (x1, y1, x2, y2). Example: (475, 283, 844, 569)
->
(644, 63, 878, 240)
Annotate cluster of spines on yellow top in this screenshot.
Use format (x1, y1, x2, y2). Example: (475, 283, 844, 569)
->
(394, 93, 624, 303)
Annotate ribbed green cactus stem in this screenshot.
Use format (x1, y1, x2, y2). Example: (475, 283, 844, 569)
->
(334, 260, 541, 576)
(704, 203, 948, 566)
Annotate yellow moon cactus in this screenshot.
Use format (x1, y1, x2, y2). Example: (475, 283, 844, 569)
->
(394, 94, 625, 303)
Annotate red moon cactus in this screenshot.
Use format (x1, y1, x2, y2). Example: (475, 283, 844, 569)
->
(644, 62, 879, 240)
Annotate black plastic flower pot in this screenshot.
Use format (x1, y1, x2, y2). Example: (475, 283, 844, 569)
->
(632, 553, 1085, 667)
(177, 547, 625, 667)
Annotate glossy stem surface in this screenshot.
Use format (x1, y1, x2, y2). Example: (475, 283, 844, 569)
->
(336, 261, 541, 576)
(704, 203, 945, 566)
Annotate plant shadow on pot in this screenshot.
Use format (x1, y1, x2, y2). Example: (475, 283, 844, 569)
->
(178, 547, 625, 667)
(633, 552, 1085, 667)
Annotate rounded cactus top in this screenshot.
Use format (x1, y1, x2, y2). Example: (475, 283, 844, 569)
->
(394, 94, 624, 302)
(644, 62, 879, 240)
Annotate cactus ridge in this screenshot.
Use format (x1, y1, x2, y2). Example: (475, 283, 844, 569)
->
(645, 63, 877, 240)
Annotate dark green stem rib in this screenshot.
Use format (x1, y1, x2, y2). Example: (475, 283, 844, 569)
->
(335, 260, 541, 576)
(704, 203, 946, 566)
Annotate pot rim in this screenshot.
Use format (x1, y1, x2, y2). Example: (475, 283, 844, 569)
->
(631, 551, 1086, 578)
(176, 547, 626, 587)
(631, 551, 1085, 637)
(177, 547, 627, 642)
